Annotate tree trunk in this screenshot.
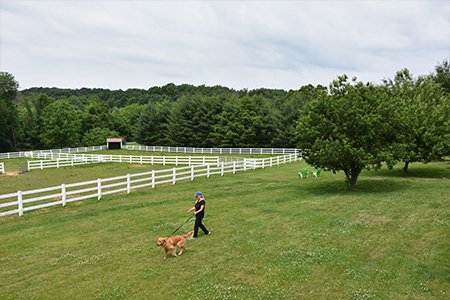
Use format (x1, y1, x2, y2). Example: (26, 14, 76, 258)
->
(402, 161, 410, 173)
(344, 167, 361, 189)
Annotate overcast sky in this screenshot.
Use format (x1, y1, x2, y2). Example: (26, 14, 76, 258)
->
(0, 0, 448, 90)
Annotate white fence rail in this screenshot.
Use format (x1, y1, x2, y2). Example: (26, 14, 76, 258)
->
(0, 154, 300, 217)
(26, 154, 222, 171)
(0, 162, 4, 174)
(126, 145, 299, 155)
(0, 146, 106, 160)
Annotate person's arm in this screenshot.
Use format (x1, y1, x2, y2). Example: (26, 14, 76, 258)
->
(194, 204, 205, 215)
(187, 206, 195, 212)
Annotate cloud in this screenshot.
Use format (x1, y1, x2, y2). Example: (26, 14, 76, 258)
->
(0, 0, 448, 90)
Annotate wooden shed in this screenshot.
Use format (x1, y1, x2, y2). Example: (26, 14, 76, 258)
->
(106, 138, 123, 150)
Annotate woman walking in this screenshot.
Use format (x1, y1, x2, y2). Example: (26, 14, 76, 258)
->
(187, 191, 210, 238)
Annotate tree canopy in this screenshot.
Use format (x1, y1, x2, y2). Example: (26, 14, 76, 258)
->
(1, 59, 448, 186)
(296, 76, 397, 187)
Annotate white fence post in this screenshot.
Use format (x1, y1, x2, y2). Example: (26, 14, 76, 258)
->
(191, 165, 195, 181)
(151, 170, 155, 188)
(233, 162, 236, 174)
(56, 159, 60, 168)
(127, 174, 131, 194)
(173, 168, 176, 184)
(61, 184, 66, 207)
(97, 178, 102, 200)
(18, 191, 23, 216)
(207, 164, 210, 178)
(40, 160, 43, 170)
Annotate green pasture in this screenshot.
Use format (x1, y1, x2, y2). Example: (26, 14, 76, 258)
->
(0, 160, 449, 299)
(0, 150, 285, 194)
(0, 159, 170, 195)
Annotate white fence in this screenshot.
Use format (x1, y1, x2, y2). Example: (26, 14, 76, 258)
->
(0, 145, 301, 160)
(126, 145, 299, 155)
(0, 146, 106, 160)
(0, 154, 299, 217)
(26, 154, 222, 171)
(0, 162, 4, 174)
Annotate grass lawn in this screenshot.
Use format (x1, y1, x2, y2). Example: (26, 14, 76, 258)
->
(0, 160, 449, 299)
(0, 150, 289, 195)
(0, 159, 175, 195)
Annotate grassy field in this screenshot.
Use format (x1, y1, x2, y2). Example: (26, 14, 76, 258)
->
(0, 150, 283, 194)
(0, 159, 171, 195)
(0, 160, 449, 299)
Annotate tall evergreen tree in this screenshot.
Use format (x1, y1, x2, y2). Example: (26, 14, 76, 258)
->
(0, 72, 19, 151)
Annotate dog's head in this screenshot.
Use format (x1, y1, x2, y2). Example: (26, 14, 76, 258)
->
(156, 237, 166, 247)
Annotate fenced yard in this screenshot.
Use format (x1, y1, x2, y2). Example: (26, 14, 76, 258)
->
(0, 145, 106, 159)
(0, 154, 298, 217)
(124, 145, 299, 155)
(25, 154, 223, 171)
(0, 160, 448, 299)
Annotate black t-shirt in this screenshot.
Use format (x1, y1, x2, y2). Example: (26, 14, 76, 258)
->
(195, 199, 206, 218)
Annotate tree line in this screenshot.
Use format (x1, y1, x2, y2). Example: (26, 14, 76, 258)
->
(0, 60, 448, 186)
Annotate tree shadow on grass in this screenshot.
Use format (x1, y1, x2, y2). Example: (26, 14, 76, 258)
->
(363, 162, 450, 180)
(299, 177, 411, 195)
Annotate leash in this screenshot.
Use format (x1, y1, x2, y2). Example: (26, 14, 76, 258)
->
(172, 215, 194, 234)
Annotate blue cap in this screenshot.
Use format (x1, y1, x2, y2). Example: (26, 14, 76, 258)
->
(194, 192, 202, 197)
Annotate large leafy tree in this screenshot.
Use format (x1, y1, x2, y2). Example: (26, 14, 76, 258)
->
(279, 84, 327, 147)
(82, 127, 120, 146)
(17, 93, 53, 149)
(40, 101, 83, 148)
(296, 76, 395, 188)
(433, 59, 450, 94)
(385, 69, 450, 172)
(111, 103, 145, 141)
(0, 72, 19, 151)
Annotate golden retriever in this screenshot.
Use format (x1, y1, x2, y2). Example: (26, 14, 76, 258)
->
(156, 231, 193, 259)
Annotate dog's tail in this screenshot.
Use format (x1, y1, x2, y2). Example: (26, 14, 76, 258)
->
(184, 231, 194, 239)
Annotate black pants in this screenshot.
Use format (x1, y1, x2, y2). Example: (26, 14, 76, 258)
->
(193, 216, 209, 237)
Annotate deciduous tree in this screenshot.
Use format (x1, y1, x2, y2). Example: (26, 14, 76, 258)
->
(296, 76, 395, 188)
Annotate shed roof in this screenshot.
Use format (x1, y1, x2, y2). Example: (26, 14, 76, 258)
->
(106, 138, 123, 143)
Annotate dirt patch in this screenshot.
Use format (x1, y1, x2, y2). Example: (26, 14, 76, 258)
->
(4, 172, 19, 176)
(130, 164, 148, 168)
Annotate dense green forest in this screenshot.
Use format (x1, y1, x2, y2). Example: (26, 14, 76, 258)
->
(1, 61, 449, 169)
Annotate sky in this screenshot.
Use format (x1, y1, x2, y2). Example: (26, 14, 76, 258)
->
(0, 0, 449, 91)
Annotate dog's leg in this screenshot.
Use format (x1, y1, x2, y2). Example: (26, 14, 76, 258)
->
(172, 246, 177, 257)
(164, 248, 168, 259)
(177, 241, 185, 256)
